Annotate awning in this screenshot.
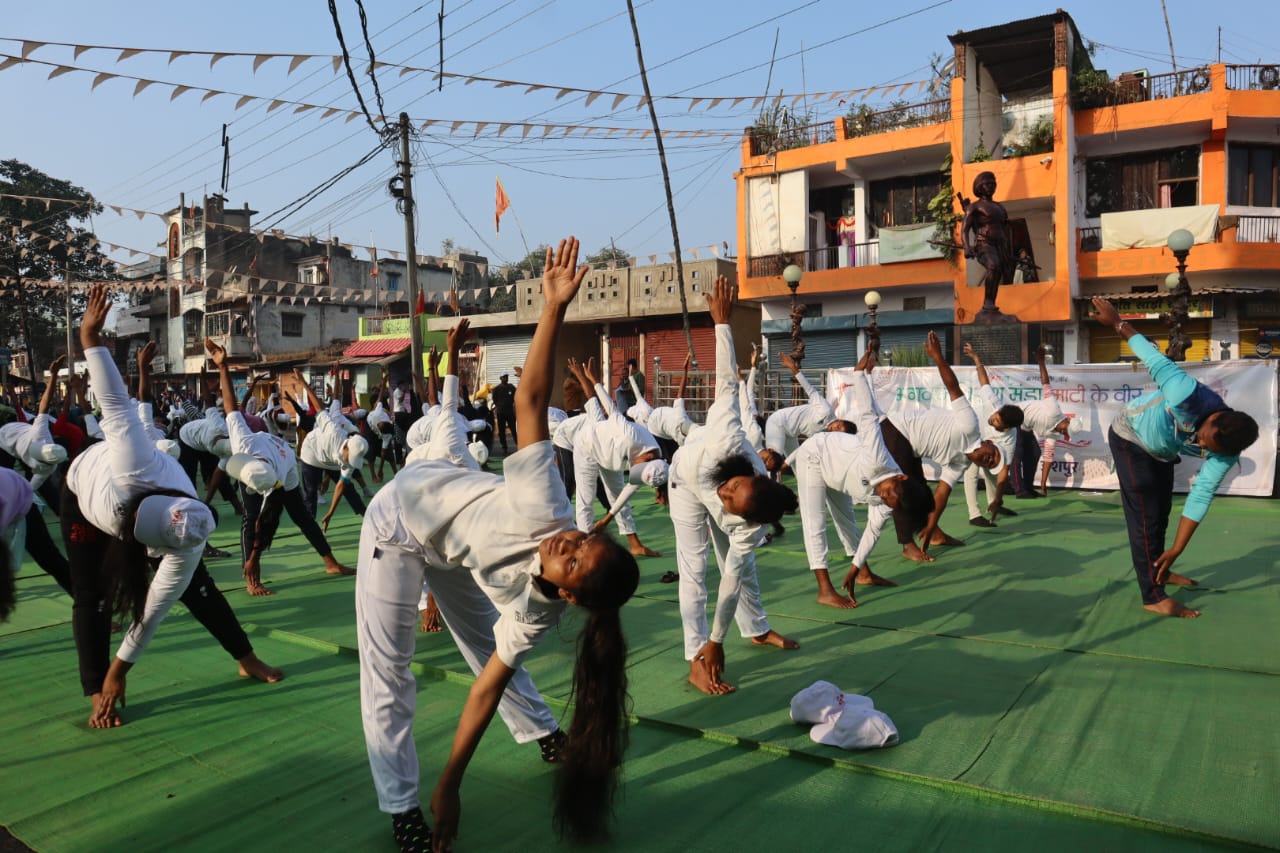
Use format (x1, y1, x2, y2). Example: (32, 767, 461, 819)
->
(1078, 287, 1267, 301)
(344, 353, 408, 367)
(343, 337, 411, 358)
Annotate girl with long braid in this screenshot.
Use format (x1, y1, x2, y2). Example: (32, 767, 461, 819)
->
(355, 237, 639, 851)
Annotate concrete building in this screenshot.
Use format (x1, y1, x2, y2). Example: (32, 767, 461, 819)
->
(735, 10, 1280, 365)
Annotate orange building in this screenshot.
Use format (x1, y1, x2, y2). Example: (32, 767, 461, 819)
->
(735, 10, 1280, 365)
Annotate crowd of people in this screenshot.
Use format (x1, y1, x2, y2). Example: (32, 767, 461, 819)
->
(0, 237, 1262, 852)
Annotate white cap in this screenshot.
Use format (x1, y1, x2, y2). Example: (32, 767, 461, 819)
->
(352, 408, 368, 421)
(1062, 416, 1082, 437)
(210, 437, 232, 458)
(789, 681, 846, 724)
(628, 459, 668, 488)
(226, 452, 279, 495)
(625, 404, 646, 424)
(467, 440, 489, 466)
(155, 439, 182, 459)
(547, 407, 568, 430)
(133, 496, 215, 551)
(466, 418, 489, 433)
(345, 434, 369, 469)
(36, 444, 68, 465)
(809, 705, 899, 750)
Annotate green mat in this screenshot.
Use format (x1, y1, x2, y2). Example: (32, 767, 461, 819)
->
(2, 478, 1276, 852)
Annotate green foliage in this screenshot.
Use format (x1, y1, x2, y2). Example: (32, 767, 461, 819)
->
(748, 96, 816, 154)
(0, 159, 118, 370)
(927, 153, 961, 265)
(1071, 68, 1113, 109)
(486, 270, 515, 312)
(887, 345, 930, 366)
(587, 245, 630, 268)
(968, 143, 992, 163)
(1005, 116, 1055, 158)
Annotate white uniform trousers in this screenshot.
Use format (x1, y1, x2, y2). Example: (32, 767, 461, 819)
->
(962, 462, 999, 519)
(573, 451, 637, 536)
(795, 453, 862, 573)
(669, 478, 770, 660)
(356, 518, 559, 814)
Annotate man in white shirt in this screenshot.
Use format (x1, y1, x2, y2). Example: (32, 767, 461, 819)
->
(0, 353, 69, 497)
(961, 343, 1024, 527)
(295, 379, 370, 529)
(177, 409, 241, 513)
(668, 276, 799, 696)
(1013, 344, 1075, 497)
(764, 352, 837, 462)
(790, 348, 934, 608)
(880, 332, 1001, 560)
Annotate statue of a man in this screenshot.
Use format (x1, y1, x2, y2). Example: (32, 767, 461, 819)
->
(961, 171, 1014, 317)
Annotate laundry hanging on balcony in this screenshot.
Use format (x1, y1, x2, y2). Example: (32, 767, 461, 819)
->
(877, 223, 945, 264)
(1099, 204, 1218, 250)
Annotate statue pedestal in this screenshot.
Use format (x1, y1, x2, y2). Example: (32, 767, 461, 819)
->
(960, 323, 1024, 366)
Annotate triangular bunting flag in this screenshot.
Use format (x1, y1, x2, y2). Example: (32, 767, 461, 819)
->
(91, 72, 116, 90)
(209, 53, 231, 69)
(118, 48, 143, 62)
(47, 65, 74, 80)
(584, 91, 603, 107)
(168, 51, 190, 64)
(252, 55, 273, 73)
(235, 95, 253, 109)
(133, 79, 154, 97)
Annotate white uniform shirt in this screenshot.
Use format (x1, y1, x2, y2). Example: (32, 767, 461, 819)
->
(1020, 384, 1062, 460)
(377, 440, 570, 667)
(179, 414, 231, 469)
(228, 410, 300, 491)
(575, 408, 659, 472)
(646, 400, 694, 445)
(972, 385, 1016, 470)
(300, 411, 356, 477)
(0, 414, 59, 489)
(66, 347, 202, 664)
(552, 403, 601, 452)
(406, 376, 478, 470)
(764, 372, 834, 454)
(368, 403, 392, 431)
(739, 366, 764, 451)
(404, 403, 442, 450)
(892, 395, 981, 487)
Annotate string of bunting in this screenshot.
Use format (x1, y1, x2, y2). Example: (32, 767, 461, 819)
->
(1, 37, 938, 110)
(0, 276, 518, 305)
(2, 201, 734, 269)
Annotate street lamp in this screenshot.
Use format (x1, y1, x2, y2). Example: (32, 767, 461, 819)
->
(1219, 340, 1232, 361)
(864, 290, 882, 355)
(783, 263, 805, 368)
(1164, 229, 1194, 361)
(1043, 343, 1055, 366)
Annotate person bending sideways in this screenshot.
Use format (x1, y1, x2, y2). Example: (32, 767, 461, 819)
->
(961, 343, 1024, 527)
(1091, 297, 1259, 619)
(65, 287, 281, 729)
(204, 338, 354, 596)
(668, 275, 799, 696)
(790, 347, 934, 608)
(355, 238, 639, 851)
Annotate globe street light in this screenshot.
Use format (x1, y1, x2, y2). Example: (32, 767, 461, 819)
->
(783, 263, 805, 369)
(1164, 229, 1194, 361)
(864, 290, 882, 355)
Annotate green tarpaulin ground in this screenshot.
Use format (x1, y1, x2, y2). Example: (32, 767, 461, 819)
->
(2, 476, 1276, 852)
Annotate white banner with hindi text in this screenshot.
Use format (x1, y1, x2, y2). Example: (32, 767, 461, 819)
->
(826, 360, 1278, 497)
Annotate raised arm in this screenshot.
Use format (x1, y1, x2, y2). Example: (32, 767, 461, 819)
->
(79, 285, 151, 465)
(240, 373, 267, 411)
(134, 343, 158, 404)
(205, 338, 238, 416)
(515, 237, 588, 449)
(964, 342, 990, 387)
(582, 357, 615, 415)
(924, 331, 963, 401)
(675, 351, 692, 400)
(292, 368, 324, 414)
(39, 354, 67, 416)
(1035, 343, 1050, 386)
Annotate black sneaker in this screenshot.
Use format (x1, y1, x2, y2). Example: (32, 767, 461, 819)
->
(391, 807, 433, 853)
(995, 506, 1017, 517)
(969, 517, 995, 528)
(538, 729, 568, 763)
(659, 570, 679, 584)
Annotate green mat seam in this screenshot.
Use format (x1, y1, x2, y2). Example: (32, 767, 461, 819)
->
(240, 623, 1274, 852)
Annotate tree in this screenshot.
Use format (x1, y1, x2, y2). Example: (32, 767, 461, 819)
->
(440, 237, 456, 256)
(0, 160, 118, 376)
(587, 244, 631, 268)
(486, 270, 515, 313)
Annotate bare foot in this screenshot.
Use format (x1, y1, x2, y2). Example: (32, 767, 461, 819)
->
(1163, 571, 1198, 587)
(688, 659, 735, 695)
(244, 559, 274, 596)
(928, 530, 965, 547)
(751, 630, 799, 650)
(817, 588, 858, 609)
(901, 543, 936, 563)
(324, 557, 356, 576)
(849, 565, 898, 587)
(238, 654, 286, 682)
(1143, 598, 1201, 618)
(88, 694, 124, 729)
(630, 545, 661, 558)
(419, 599, 443, 633)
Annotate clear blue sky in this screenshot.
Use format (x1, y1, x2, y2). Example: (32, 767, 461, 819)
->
(2, 1, 1273, 274)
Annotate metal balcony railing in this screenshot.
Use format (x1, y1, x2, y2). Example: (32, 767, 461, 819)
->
(1225, 64, 1280, 91)
(748, 120, 838, 156)
(844, 99, 950, 139)
(650, 369, 831, 420)
(746, 242, 880, 278)
(1235, 215, 1280, 243)
(1078, 226, 1102, 252)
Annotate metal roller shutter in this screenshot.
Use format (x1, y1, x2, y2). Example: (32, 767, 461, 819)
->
(644, 324, 714, 406)
(480, 334, 533, 384)
(608, 326, 641, 395)
(1089, 320, 1211, 363)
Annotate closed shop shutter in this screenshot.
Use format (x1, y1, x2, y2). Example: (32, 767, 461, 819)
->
(768, 330, 859, 371)
(644, 323, 714, 406)
(480, 334, 533, 384)
(607, 325, 642, 397)
(877, 326, 952, 364)
(1239, 323, 1280, 359)
(1089, 320, 1211, 363)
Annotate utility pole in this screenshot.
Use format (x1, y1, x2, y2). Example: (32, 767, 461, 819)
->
(65, 261, 74, 381)
(397, 112, 422, 376)
(626, 0, 695, 361)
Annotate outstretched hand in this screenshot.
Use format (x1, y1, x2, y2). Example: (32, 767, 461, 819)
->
(778, 352, 800, 375)
(706, 274, 735, 325)
(583, 356, 599, 386)
(1090, 297, 1122, 328)
(963, 342, 978, 361)
(204, 337, 228, 367)
(923, 330, 944, 362)
(80, 284, 111, 350)
(447, 318, 471, 352)
(427, 345, 441, 371)
(541, 237, 589, 308)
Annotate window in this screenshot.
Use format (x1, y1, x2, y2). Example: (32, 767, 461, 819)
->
(691, 270, 700, 279)
(1228, 143, 1279, 207)
(385, 272, 400, 291)
(1085, 146, 1199, 217)
(281, 312, 304, 338)
(902, 296, 927, 312)
(644, 274, 652, 283)
(869, 172, 943, 233)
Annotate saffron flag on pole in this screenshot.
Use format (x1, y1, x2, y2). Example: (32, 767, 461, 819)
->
(495, 177, 510, 233)
(414, 288, 427, 317)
